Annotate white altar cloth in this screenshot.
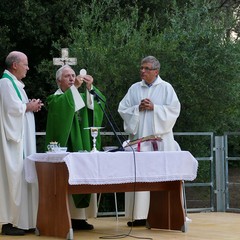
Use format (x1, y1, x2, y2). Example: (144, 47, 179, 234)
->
(26, 151, 198, 185)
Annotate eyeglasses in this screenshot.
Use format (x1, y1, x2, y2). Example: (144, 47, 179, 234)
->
(140, 67, 157, 71)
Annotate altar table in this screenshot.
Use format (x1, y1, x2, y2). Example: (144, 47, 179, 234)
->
(26, 151, 198, 239)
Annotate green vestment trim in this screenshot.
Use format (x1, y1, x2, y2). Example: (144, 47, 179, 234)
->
(45, 86, 105, 208)
(1, 73, 22, 100)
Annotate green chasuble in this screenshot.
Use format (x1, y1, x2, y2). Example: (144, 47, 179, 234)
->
(45, 86, 105, 208)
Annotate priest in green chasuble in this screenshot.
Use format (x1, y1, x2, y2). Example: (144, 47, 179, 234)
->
(45, 65, 105, 230)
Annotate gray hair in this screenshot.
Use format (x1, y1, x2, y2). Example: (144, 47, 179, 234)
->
(56, 65, 72, 82)
(5, 51, 25, 69)
(141, 56, 160, 70)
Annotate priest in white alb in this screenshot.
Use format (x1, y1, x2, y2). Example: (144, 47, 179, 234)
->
(0, 51, 43, 235)
(118, 55, 181, 227)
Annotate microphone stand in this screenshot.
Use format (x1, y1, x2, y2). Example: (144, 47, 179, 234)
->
(93, 95, 125, 152)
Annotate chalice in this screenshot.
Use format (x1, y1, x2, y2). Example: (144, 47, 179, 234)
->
(84, 127, 104, 152)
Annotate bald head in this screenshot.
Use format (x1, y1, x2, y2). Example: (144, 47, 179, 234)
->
(5, 51, 29, 80)
(5, 51, 27, 69)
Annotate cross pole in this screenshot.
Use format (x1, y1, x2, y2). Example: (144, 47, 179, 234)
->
(53, 48, 77, 66)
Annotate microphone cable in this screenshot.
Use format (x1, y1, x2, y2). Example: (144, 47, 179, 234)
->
(90, 87, 127, 144)
(103, 99, 127, 144)
(99, 144, 153, 240)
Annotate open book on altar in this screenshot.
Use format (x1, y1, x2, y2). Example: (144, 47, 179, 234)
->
(123, 135, 162, 152)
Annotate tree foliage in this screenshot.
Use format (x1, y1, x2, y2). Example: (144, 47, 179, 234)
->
(158, 0, 240, 133)
(0, 0, 240, 134)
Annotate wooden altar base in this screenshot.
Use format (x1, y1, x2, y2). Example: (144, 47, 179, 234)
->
(1, 212, 240, 240)
(35, 162, 186, 239)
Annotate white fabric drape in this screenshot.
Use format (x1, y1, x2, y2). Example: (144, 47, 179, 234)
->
(26, 151, 198, 185)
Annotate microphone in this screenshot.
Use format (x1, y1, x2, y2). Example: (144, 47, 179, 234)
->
(89, 89, 106, 103)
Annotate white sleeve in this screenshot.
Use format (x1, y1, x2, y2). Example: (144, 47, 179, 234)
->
(86, 86, 94, 110)
(118, 89, 140, 135)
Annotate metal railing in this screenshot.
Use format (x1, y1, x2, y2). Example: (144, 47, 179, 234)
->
(224, 132, 240, 212)
(174, 132, 215, 213)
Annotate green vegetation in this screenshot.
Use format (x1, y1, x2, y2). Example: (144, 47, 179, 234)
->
(1, 0, 240, 135)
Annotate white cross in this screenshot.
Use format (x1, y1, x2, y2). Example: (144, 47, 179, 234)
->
(53, 48, 77, 66)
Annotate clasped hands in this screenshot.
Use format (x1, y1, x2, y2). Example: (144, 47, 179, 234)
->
(27, 99, 44, 112)
(139, 98, 154, 111)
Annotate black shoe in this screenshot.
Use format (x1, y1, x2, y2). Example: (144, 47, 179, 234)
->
(1, 223, 25, 236)
(25, 228, 36, 234)
(127, 219, 146, 227)
(71, 219, 94, 230)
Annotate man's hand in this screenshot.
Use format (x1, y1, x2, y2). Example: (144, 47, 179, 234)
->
(82, 75, 93, 90)
(139, 98, 154, 111)
(26, 99, 44, 112)
(75, 76, 84, 88)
